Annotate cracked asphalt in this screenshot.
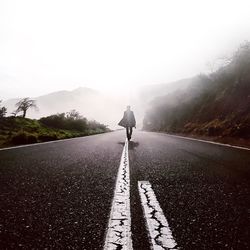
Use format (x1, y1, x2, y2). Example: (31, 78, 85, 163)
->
(138, 181, 177, 249)
(0, 131, 250, 249)
(104, 140, 132, 250)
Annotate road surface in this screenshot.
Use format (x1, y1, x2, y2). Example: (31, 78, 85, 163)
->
(0, 131, 250, 249)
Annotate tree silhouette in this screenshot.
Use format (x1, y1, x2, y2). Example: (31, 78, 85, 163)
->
(15, 98, 38, 118)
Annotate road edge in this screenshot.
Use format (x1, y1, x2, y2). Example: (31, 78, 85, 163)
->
(159, 132, 250, 151)
(0, 132, 110, 151)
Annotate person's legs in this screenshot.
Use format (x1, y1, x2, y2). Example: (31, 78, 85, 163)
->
(126, 127, 130, 140)
(129, 127, 133, 139)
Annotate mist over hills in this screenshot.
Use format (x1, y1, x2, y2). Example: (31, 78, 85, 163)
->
(3, 87, 122, 129)
(3, 80, 193, 129)
(143, 42, 250, 145)
(5, 41, 249, 138)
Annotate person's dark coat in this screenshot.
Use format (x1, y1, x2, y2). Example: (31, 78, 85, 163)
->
(118, 110, 136, 128)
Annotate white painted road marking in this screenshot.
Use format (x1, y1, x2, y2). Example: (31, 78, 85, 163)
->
(0, 138, 76, 151)
(104, 139, 132, 250)
(138, 181, 178, 250)
(165, 133, 250, 151)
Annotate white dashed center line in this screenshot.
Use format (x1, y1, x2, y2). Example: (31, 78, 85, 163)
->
(138, 181, 178, 250)
(104, 139, 132, 250)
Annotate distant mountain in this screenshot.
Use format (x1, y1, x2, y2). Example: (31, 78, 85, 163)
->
(3, 87, 125, 129)
(143, 42, 250, 145)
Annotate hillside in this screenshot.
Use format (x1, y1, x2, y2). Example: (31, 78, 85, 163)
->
(143, 42, 250, 147)
(0, 116, 109, 148)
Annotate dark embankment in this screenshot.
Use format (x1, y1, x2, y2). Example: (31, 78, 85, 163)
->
(143, 42, 250, 148)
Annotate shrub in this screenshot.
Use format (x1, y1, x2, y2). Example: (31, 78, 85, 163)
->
(0, 100, 7, 118)
(88, 120, 108, 131)
(11, 132, 37, 145)
(39, 113, 88, 132)
(207, 126, 222, 136)
(38, 134, 58, 142)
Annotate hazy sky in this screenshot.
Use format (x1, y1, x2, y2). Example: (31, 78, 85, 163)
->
(1, 0, 250, 100)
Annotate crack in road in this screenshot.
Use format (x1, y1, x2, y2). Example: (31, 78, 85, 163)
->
(140, 184, 167, 247)
(138, 181, 178, 250)
(104, 141, 178, 250)
(104, 139, 132, 250)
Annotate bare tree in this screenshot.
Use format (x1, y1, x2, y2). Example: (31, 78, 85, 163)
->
(15, 98, 38, 118)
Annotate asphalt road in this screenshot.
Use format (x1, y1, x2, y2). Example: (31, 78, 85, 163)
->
(0, 131, 250, 249)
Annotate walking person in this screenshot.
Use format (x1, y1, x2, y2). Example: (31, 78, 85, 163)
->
(118, 106, 136, 140)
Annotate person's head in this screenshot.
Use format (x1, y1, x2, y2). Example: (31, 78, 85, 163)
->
(126, 105, 131, 111)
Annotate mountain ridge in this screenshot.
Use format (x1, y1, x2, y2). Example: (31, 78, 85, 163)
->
(143, 42, 250, 147)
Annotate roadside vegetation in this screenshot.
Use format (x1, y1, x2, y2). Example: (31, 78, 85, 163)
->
(0, 99, 110, 147)
(143, 42, 250, 147)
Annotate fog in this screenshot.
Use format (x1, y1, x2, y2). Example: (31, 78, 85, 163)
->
(2, 79, 191, 129)
(1, 0, 250, 128)
(1, 0, 250, 97)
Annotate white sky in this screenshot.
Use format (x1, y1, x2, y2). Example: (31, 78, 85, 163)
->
(1, 0, 250, 100)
